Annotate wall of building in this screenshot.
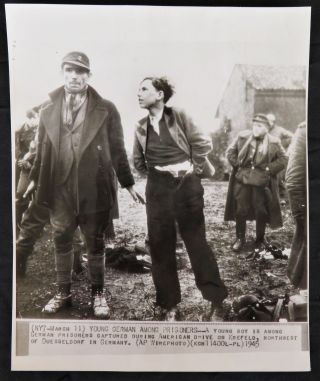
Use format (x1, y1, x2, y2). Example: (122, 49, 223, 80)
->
(217, 67, 249, 140)
(254, 90, 306, 132)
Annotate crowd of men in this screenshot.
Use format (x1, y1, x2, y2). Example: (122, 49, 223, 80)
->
(15, 51, 307, 321)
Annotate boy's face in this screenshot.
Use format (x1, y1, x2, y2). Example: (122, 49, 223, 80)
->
(137, 79, 163, 109)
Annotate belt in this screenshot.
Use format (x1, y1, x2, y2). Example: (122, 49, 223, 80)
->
(149, 167, 188, 178)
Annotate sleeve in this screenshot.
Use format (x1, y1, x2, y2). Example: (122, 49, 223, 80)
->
(28, 122, 44, 182)
(133, 132, 148, 175)
(286, 128, 306, 189)
(267, 141, 287, 176)
(285, 127, 306, 218)
(225, 136, 239, 168)
(178, 109, 212, 173)
(107, 103, 135, 188)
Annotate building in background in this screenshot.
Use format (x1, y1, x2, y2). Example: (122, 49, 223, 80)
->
(215, 64, 306, 140)
(209, 64, 306, 179)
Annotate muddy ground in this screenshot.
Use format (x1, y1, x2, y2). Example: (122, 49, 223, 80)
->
(16, 179, 296, 321)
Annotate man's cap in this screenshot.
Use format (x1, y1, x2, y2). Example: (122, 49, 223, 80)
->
(252, 113, 269, 125)
(61, 51, 90, 71)
(266, 113, 276, 123)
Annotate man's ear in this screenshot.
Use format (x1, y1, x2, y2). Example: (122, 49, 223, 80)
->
(157, 90, 164, 101)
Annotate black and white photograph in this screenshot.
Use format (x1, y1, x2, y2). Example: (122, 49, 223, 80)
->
(6, 4, 311, 371)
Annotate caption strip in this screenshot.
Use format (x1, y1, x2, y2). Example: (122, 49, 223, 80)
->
(16, 321, 304, 356)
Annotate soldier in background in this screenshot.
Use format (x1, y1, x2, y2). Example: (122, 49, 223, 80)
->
(225, 114, 287, 252)
(266, 113, 293, 199)
(266, 113, 293, 149)
(15, 109, 39, 232)
(286, 121, 307, 289)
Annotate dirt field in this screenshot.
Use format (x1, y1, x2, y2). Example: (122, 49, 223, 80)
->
(16, 179, 296, 321)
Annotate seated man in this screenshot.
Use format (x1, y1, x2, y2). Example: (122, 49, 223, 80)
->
(224, 114, 287, 252)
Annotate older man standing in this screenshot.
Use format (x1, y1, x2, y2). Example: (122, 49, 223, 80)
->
(225, 114, 287, 252)
(134, 76, 228, 321)
(26, 52, 141, 318)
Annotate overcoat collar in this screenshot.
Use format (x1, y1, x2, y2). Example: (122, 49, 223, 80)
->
(238, 132, 270, 166)
(41, 85, 108, 160)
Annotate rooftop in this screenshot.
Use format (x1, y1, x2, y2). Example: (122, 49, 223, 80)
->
(238, 64, 306, 91)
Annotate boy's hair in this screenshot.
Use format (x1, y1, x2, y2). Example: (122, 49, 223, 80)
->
(143, 76, 175, 103)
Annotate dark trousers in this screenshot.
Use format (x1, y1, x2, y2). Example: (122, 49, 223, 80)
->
(17, 201, 50, 253)
(287, 216, 307, 289)
(234, 181, 268, 242)
(16, 200, 83, 272)
(16, 170, 32, 231)
(146, 170, 228, 309)
(51, 186, 109, 286)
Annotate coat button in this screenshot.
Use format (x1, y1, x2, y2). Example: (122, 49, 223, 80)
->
(97, 145, 102, 150)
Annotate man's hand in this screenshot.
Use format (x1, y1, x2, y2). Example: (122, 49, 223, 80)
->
(17, 159, 31, 170)
(23, 180, 36, 199)
(126, 186, 145, 204)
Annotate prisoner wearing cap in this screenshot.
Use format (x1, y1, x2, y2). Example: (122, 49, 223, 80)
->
(61, 51, 90, 72)
(252, 113, 269, 125)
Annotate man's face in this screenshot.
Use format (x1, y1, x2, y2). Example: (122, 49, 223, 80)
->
(137, 80, 162, 109)
(267, 114, 276, 128)
(62, 63, 90, 93)
(252, 121, 268, 138)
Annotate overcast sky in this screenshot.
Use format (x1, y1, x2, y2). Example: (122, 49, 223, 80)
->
(6, 5, 310, 148)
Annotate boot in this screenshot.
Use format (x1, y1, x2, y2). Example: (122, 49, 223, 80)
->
(255, 220, 267, 250)
(164, 306, 179, 322)
(232, 219, 246, 252)
(232, 238, 246, 252)
(208, 300, 232, 322)
(91, 285, 110, 319)
(42, 284, 72, 314)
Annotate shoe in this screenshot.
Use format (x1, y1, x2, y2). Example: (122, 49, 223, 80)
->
(92, 292, 110, 319)
(164, 307, 179, 322)
(208, 300, 232, 322)
(232, 238, 245, 252)
(42, 293, 72, 314)
(255, 240, 267, 251)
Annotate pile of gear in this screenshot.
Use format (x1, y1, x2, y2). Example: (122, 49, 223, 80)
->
(232, 292, 307, 322)
(246, 242, 291, 261)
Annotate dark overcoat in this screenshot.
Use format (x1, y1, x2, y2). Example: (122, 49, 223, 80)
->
(286, 123, 307, 288)
(224, 130, 287, 228)
(29, 85, 134, 215)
